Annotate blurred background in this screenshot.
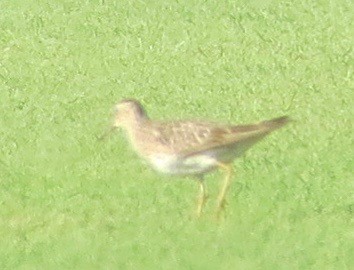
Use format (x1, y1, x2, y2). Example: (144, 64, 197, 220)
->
(0, 0, 353, 269)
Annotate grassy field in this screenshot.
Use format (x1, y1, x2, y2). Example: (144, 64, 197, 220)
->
(0, 0, 353, 269)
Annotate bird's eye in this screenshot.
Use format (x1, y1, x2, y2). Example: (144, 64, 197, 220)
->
(113, 105, 120, 114)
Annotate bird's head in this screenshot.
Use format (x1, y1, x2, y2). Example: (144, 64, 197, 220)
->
(113, 99, 148, 128)
(99, 99, 148, 140)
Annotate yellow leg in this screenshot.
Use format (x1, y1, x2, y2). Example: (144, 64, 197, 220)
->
(196, 178, 207, 218)
(216, 162, 233, 218)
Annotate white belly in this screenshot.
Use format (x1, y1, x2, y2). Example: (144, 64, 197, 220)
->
(148, 154, 218, 175)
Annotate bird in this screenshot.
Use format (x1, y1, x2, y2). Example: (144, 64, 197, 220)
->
(102, 98, 291, 218)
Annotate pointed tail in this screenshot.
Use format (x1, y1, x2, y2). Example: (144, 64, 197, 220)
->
(260, 116, 291, 131)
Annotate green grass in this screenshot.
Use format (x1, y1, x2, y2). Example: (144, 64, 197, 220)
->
(1, 0, 353, 269)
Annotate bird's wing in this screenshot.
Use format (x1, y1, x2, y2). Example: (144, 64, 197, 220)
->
(180, 116, 291, 157)
(150, 120, 219, 151)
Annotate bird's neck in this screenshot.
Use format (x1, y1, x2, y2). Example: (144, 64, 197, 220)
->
(124, 117, 148, 139)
